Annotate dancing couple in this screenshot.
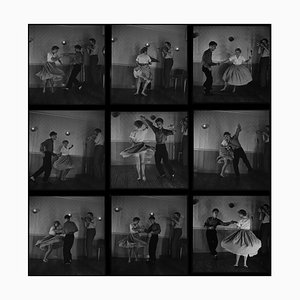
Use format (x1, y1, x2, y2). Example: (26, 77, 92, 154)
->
(201, 41, 252, 95)
(119, 216, 161, 265)
(35, 215, 78, 264)
(30, 131, 75, 183)
(217, 124, 253, 179)
(120, 115, 176, 182)
(204, 208, 261, 267)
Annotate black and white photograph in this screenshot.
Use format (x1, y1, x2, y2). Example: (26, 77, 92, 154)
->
(29, 196, 105, 275)
(29, 110, 105, 190)
(193, 196, 271, 275)
(111, 195, 188, 275)
(194, 110, 270, 191)
(29, 25, 105, 105)
(111, 25, 187, 104)
(193, 25, 270, 103)
(111, 111, 188, 189)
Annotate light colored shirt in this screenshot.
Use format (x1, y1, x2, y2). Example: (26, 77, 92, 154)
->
(94, 132, 104, 146)
(49, 226, 57, 235)
(237, 218, 251, 230)
(129, 223, 141, 234)
(60, 145, 70, 156)
(173, 217, 184, 229)
(88, 44, 99, 56)
(136, 54, 151, 64)
(129, 128, 148, 143)
(47, 52, 60, 64)
(229, 55, 246, 65)
(163, 48, 174, 59)
(181, 126, 188, 136)
(86, 217, 96, 229)
(258, 46, 270, 58)
(221, 139, 229, 147)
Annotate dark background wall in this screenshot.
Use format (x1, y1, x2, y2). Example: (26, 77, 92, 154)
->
(193, 25, 270, 86)
(29, 196, 105, 259)
(112, 25, 187, 88)
(29, 110, 105, 178)
(111, 196, 187, 258)
(194, 110, 269, 174)
(193, 196, 270, 253)
(111, 112, 187, 165)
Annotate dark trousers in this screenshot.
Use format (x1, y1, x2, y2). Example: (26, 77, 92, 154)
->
(63, 234, 74, 263)
(32, 152, 52, 181)
(163, 58, 173, 88)
(171, 228, 182, 259)
(149, 235, 159, 263)
(66, 64, 82, 88)
(206, 230, 218, 255)
(233, 147, 252, 177)
(182, 135, 188, 167)
(260, 223, 271, 254)
(155, 144, 174, 176)
(202, 66, 213, 92)
(86, 228, 96, 258)
(259, 57, 270, 88)
(89, 55, 98, 86)
(94, 145, 104, 178)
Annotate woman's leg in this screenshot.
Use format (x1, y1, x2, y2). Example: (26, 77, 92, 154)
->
(220, 82, 228, 91)
(232, 85, 236, 93)
(61, 169, 71, 181)
(141, 80, 150, 96)
(128, 248, 132, 263)
(220, 159, 228, 177)
(135, 155, 141, 180)
(140, 152, 146, 181)
(49, 79, 54, 93)
(43, 80, 48, 93)
(134, 247, 138, 261)
(243, 255, 248, 267)
(43, 245, 52, 262)
(234, 254, 240, 266)
(135, 78, 141, 95)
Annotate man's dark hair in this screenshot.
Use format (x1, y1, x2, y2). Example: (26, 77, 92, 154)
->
(133, 217, 140, 222)
(94, 128, 101, 133)
(49, 131, 57, 137)
(134, 120, 144, 128)
(51, 45, 59, 51)
(74, 44, 82, 50)
(235, 48, 242, 53)
(165, 41, 171, 47)
(209, 41, 217, 47)
(149, 215, 155, 220)
(238, 209, 247, 216)
(89, 38, 96, 44)
(64, 215, 71, 220)
(223, 131, 231, 136)
(212, 208, 219, 213)
(174, 212, 181, 217)
(87, 212, 94, 217)
(155, 118, 164, 124)
(62, 140, 69, 144)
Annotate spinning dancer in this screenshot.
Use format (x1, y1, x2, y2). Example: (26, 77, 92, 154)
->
(35, 221, 64, 263)
(161, 42, 174, 88)
(30, 131, 58, 183)
(134, 47, 152, 96)
(216, 137, 234, 177)
(224, 124, 253, 179)
(64, 45, 83, 91)
(82, 212, 96, 259)
(119, 217, 147, 263)
(53, 140, 74, 181)
(62, 215, 78, 265)
(36, 46, 65, 94)
(145, 216, 161, 265)
(220, 48, 252, 93)
(204, 209, 236, 259)
(257, 39, 270, 88)
(140, 115, 175, 179)
(120, 120, 155, 182)
(201, 41, 220, 95)
(221, 209, 261, 268)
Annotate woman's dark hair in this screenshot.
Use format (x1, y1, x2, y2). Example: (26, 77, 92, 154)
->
(238, 209, 247, 216)
(54, 221, 61, 226)
(74, 44, 82, 50)
(235, 48, 242, 53)
(133, 217, 140, 222)
(62, 140, 69, 144)
(87, 212, 94, 217)
(134, 120, 144, 128)
(209, 41, 217, 47)
(140, 47, 148, 54)
(174, 212, 181, 217)
(64, 215, 71, 220)
(89, 38, 96, 44)
(94, 128, 102, 133)
(155, 118, 164, 124)
(212, 208, 219, 213)
(51, 46, 59, 51)
(149, 216, 155, 220)
(165, 42, 171, 47)
(261, 38, 269, 44)
(223, 132, 231, 137)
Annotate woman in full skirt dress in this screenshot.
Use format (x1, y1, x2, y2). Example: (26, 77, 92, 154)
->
(221, 209, 261, 268)
(118, 217, 148, 263)
(35, 221, 64, 262)
(216, 139, 234, 177)
(120, 120, 155, 182)
(36, 45, 65, 93)
(53, 140, 74, 181)
(220, 48, 252, 93)
(133, 47, 152, 96)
